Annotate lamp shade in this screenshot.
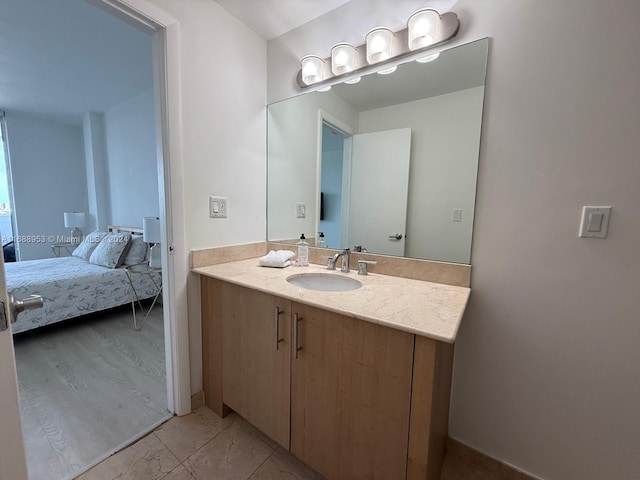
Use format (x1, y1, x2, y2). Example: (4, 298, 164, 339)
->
(143, 217, 161, 243)
(331, 43, 357, 76)
(300, 55, 325, 85)
(366, 27, 395, 64)
(408, 9, 440, 50)
(64, 212, 85, 228)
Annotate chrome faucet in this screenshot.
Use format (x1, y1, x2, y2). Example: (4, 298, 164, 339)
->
(327, 248, 350, 273)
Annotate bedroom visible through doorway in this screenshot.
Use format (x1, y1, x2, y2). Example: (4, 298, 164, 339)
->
(0, 0, 173, 478)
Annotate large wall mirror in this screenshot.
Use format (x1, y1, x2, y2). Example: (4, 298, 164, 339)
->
(267, 38, 488, 265)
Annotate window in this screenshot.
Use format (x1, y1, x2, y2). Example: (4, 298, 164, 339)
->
(0, 112, 17, 258)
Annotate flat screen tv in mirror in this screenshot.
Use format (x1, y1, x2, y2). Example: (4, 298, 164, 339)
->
(267, 38, 489, 265)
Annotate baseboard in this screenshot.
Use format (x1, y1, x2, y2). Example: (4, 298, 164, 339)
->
(444, 438, 541, 480)
(191, 390, 204, 410)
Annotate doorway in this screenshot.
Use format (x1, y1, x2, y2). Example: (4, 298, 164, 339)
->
(0, 0, 185, 478)
(319, 123, 349, 250)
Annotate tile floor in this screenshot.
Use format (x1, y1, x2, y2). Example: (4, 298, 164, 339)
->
(77, 403, 524, 480)
(77, 406, 324, 480)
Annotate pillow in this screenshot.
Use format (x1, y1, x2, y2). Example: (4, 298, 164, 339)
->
(89, 232, 132, 268)
(123, 234, 148, 266)
(72, 231, 107, 261)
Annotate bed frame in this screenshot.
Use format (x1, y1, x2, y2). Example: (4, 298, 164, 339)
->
(108, 225, 144, 235)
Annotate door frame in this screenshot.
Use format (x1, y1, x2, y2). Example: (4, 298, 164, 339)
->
(315, 110, 354, 250)
(90, 0, 191, 415)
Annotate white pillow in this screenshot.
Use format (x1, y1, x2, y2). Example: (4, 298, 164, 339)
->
(72, 231, 107, 261)
(89, 233, 132, 268)
(123, 234, 148, 266)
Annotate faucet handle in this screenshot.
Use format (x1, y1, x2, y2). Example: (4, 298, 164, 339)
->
(357, 260, 377, 276)
(321, 255, 336, 270)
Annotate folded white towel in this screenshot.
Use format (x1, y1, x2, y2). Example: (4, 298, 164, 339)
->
(258, 250, 295, 268)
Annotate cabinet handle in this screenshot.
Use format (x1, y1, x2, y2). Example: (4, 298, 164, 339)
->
(274, 306, 284, 350)
(293, 313, 302, 359)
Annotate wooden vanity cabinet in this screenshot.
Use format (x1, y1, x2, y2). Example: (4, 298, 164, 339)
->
(201, 277, 291, 448)
(290, 302, 414, 480)
(201, 277, 454, 480)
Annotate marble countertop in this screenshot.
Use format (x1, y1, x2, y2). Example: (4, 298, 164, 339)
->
(193, 258, 470, 343)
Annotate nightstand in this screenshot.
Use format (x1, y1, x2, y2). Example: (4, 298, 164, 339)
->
(124, 263, 162, 330)
(50, 242, 76, 257)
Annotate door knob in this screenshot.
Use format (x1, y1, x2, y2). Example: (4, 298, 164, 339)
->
(388, 233, 403, 240)
(8, 291, 43, 322)
(0, 291, 44, 332)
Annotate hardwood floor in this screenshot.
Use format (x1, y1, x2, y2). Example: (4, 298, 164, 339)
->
(13, 304, 170, 480)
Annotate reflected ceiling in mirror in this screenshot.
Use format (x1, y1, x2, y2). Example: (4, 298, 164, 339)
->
(267, 38, 489, 265)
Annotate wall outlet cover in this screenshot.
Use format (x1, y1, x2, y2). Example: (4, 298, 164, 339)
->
(209, 196, 227, 218)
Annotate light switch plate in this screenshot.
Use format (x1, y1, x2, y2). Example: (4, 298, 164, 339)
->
(452, 208, 463, 222)
(295, 203, 306, 219)
(209, 196, 227, 218)
(579, 206, 610, 238)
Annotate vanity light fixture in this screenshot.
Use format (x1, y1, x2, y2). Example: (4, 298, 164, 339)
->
(377, 66, 398, 75)
(295, 8, 459, 90)
(365, 27, 395, 64)
(331, 43, 357, 75)
(407, 8, 440, 51)
(300, 55, 326, 86)
(416, 52, 440, 63)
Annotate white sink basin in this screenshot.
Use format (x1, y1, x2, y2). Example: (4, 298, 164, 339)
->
(286, 273, 362, 292)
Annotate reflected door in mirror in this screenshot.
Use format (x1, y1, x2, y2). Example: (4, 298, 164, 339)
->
(349, 128, 411, 256)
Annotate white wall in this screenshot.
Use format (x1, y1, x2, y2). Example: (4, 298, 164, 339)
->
(6, 112, 89, 260)
(358, 86, 484, 264)
(268, 91, 358, 242)
(144, 0, 267, 397)
(104, 88, 159, 227)
(267, 1, 640, 479)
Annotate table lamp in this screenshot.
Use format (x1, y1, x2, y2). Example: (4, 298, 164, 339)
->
(143, 216, 161, 269)
(64, 212, 85, 244)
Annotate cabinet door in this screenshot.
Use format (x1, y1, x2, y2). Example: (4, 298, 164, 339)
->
(290, 302, 414, 480)
(216, 280, 291, 448)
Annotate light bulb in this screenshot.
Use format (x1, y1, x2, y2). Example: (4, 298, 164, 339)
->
(366, 27, 395, 64)
(300, 55, 325, 85)
(408, 9, 440, 51)
(331, 43, 357, 76)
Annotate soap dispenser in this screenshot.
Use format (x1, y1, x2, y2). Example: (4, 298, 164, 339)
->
(296, 234, 309, 266)
(317, 232, 327, 248)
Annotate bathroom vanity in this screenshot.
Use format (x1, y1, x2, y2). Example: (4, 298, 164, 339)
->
(195, 258, 469, 480)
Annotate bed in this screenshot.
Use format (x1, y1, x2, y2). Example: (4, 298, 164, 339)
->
(7, 226, 162, 334)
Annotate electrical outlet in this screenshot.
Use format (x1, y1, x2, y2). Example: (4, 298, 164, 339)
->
(209, 196, 227, 218)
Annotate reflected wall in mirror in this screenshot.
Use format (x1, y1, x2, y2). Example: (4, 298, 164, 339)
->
(267, 38, 488, 264)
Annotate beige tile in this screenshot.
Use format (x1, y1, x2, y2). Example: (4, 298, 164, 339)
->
(234, 415, 280, 451)
(163, 464, 196, 480)
(77, 434, 179, 480)
(249, 447, 325, 480)
(192, 243, 268, 268)
(268, 242, 471, 287)
(184, 419, 276, 480)
(154, 406, 236, 462)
